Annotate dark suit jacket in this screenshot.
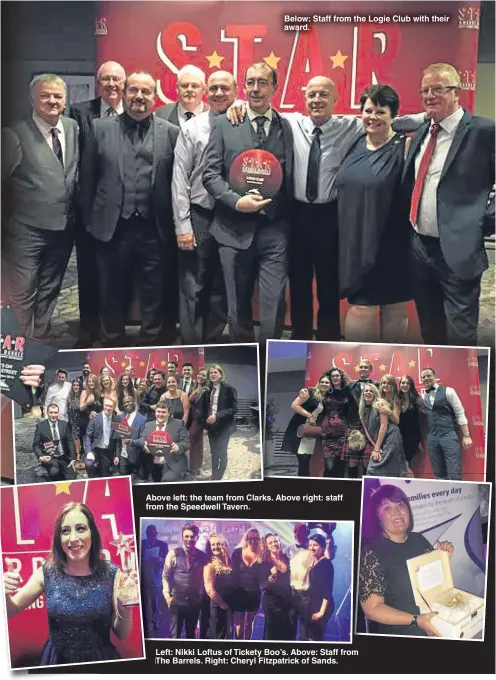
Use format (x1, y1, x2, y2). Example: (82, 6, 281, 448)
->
(138, 418, 190, 480)
(84, 412, 120, 456)
(202, 111, 294, 249)
(200, 382, 238, 434)
(68, 97, 102, 160)
(403, 110, 495, 280)
(33, 419, 75, 462)
(141, 538, 168, 579)
(81, 115, 179, 242)
(114, 411, 147, 464)
(154, 102, 209, 127)
(349, 380, 381, 405)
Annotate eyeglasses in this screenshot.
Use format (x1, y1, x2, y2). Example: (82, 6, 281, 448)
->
(100, 75, 123, 83)
(419, 85, 458, 96)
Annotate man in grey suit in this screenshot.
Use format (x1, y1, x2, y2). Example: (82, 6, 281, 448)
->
(202, 62, 294, 343)
(81, 71, 179, 347)
(155, 64, 208, 128)
(404, 62, 495, 347)
(138, 401, 190, 483)
(2, 74, 78, 342)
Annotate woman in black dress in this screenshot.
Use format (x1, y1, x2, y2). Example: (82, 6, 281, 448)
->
(282, 373, 331, 477)
(359, 484, 454, 637)
(398, 375, 423, 476)
(67, 380, 83, 463)
(335, 84, 412, 343)
(230, 528, 265, 640)
(308, 534, 334, 641)
(203, 533, 235, 639)
(164, 374, 190, 424)
(262, 533, 292, 640)
(116, 373, 137, 413)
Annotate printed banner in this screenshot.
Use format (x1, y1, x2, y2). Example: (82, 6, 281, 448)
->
(86, 346, 204, 380)
(305, 343, 485, 480)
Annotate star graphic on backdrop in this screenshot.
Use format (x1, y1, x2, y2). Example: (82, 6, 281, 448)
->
(205, 50, 225, 69)
(354, 364, 360, 373)
(110, 534, 135, 559)
(330, 50, 348, 69)
(379, 363, 387, 372)
(264, 51, 282, 70)
(121, 361, 127, 368)
(408, 360, 416, 367)
(161, 360, 167, 366)
(139, 361, 145, 367)
(54, 481, 72, 495)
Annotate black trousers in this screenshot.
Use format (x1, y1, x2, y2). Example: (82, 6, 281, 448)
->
(2, 221, 73, 342)
(169, 602, 201, 639)
(74, 210, 100, 342)
(41, 457, 76, 480)
(410, 232, 482, 346)
(296, 453, 311, 477)
(289, 201, 341, 341)
(86, 447, 114, 478)
(96, 214, 171, 346)
(218, 218, 289, 343)
(179, 205, 227, 344)
(208, 427, 231, 480)
(119, 455, 143, 479)
(290, 589, 311, 642)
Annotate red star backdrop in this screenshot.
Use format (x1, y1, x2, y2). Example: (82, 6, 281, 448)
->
(306, 343, 485, 480)
(96, 1, 479, 114)
(87, 346, 203, 379)
(1, 478, 143, 669)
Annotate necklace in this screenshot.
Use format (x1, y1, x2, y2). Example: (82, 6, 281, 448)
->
(367, 130, 395, 149)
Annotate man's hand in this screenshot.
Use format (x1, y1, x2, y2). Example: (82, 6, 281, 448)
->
(207, 415, 216, 425)
(113, 457, 119, 466)
(177, 233, 195, 251)
(235, 192, 272, 213)
(462, 435, 473, 449)
(226, 99, 247, 125)
(171, 442, 179, 453)
(165, 596, 173, 608)
(299, 388, 310, 400)
(40, 455, 52, 463)
(122, 438, 132, 445)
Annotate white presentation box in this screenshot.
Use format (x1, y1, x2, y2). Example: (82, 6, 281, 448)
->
(406, 549, 485, 640)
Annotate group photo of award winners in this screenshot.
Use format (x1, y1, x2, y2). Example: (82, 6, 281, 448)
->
(140, 519, 353, 642)
(1, 53, 494, 352)
(0, 478, 144, 670)
(12, 344, 262, 485)
(357, 478, 490, 641)
(265, 341, 489, 482)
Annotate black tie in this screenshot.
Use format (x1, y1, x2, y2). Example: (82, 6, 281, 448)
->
(184, 111, 194, 121)
(254, 116, 267, 146)
(51, 423, 57, 441)
(50, 128, 63, 166)
(306, 127, 322, 202)
(426, 386, 436, 393)
(106, 106, 117, 117)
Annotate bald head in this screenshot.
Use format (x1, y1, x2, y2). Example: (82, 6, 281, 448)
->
(207, 71, 238, 114)
(305, 76, 336, 125)
(97, 61, 126, 108)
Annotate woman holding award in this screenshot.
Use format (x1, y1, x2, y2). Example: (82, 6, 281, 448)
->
(3, 502, 135, 666)
(359, 484, 454, 637)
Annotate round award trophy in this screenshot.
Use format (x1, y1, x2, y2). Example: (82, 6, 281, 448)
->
(146, 430, 173, 464)
(229, 148, 283, 198)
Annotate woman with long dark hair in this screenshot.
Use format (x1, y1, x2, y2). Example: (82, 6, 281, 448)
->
(117, 373, 137, 413)
(261, 533, 293, 640)
(67, 379, 83, 463)
(3, 502, 133, 665)
(188, 368, 209, 474)
(398, 375, 423, 476)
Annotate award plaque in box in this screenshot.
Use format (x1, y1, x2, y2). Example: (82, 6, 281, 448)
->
(406, 549, 485, 639)
(112, 421, 136, 440)
(229, 149, 283, 198)
(42, 440, 57, 457)
(146, 430, 172, 463)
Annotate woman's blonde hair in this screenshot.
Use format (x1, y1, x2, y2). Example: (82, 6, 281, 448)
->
(205, 532, 231, 569)
(239, 528, 263, 561)
(380, 374, 401, 412)
(358, 383, 392, 420)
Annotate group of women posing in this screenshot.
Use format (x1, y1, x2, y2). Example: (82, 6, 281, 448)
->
(203, 528, 333, 642)
(284, 368, 423, 478)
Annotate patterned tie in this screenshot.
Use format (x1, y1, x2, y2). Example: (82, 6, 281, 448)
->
(254, 116, 267, 146)
(50, 128, 63, 166)
(306, 127, 322, 203)
(106, 106, 117, 117)
(184, 111, 194, 121)
(409, 122, 441, 227)
(209, 387, 215, 416)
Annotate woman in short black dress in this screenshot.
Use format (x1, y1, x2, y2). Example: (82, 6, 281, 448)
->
(282, 373, 331, 477)
(67, 379, 83, 462)
(398, 375, 423, 475)
(308, 534, 334, 641)
(204, 533, 235, 640)
(230, 528, 265, 640)
(335, 84, 412, 343)
(261, 533, 292, 640)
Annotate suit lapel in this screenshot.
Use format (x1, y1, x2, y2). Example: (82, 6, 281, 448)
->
(116, 119, 125, 182)
(170, 104, 180, 127)
(439, 111, 471, 182)
(423, 392, 433, 410)
(152, 118, 169, 184)
(91, 97, 102, 119)
(61, 117, 74, 173)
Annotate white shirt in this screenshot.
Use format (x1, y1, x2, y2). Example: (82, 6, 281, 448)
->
(47, 420, 64, 456)
(120, 410, 137, 458)
(182, 380, 192, 395)
(247, 106, 273, 137)
(32, 111, 66, 164)
(178, 102, 206, 129)
(414, 107, 465, 237)
(424, 384, 468, 425)
(44, 382, 71, 419)
(99, 99, 124, 118)
(211, 384, 220, 416)
(289, 547, 313, 591)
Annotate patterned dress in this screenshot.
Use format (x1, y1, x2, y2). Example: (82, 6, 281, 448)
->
(319, 389, 359, 461)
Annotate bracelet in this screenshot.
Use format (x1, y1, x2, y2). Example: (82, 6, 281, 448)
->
(117, 608, 132, 621)
(463, 433, 471, 438)
(410, 614, 418, 628)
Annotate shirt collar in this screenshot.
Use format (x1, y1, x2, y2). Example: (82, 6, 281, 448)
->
(432, 106, 464, 134)
(100, 98, 124, 117)
(32, 110, 63, 136)
(247, 106, 273, 123)
(303, 114, 334, 135)
(178, 101, 205, 119)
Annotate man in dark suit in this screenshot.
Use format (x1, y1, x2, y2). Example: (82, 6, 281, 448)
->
(178, 363, 195, 395)
(69, 61, 126, 346)
(141, 524, 168, 635)
(84, 396, 120, 478)
(403, 62, 495, 347)
(155, 64, 208, 128)
(2, 74, 78, 342)
(32, 403, 76, 480)
(81, 71, 179, 347)
(349, 359, 381, 405)
(138, 401, 190, 482)
(202, 366, 238, 480)
(114, 394, 147, 478)
(140, 370, 167, 421)
(203, 62, 294, 343)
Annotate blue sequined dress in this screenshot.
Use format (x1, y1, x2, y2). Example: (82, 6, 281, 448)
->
(40, 561, 121, 666)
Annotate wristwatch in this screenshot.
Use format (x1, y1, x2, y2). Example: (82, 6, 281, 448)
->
(463, 433, 471, 438)
(410, 614, 419, 628)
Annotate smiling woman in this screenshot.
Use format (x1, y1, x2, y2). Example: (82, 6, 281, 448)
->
(3, 502, 133, 666)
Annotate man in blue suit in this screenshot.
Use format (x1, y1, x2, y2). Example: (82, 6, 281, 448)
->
(403, 62, 495, 347)
(84, 396, 120, 478)
(115, 394, 147, 479)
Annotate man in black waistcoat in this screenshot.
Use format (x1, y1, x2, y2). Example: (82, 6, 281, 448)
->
(349, 359, 381, 405)
(81, 71, 179, 347)
(203, 62, 294, 343)
(163, 523, 207, 638)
